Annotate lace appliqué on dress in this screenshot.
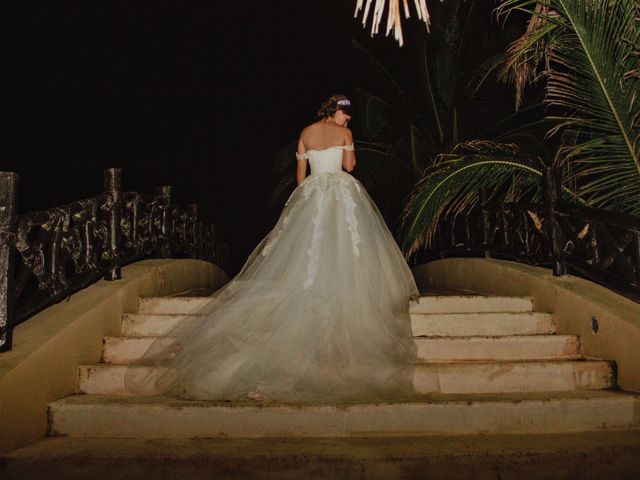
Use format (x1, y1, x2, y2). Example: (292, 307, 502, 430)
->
(337, 177, 361, 257)
(261, 213, 291, 256)
(304, 186, 326, 289)
(260, 177, 318, 259)
(267, 143, 360, 285)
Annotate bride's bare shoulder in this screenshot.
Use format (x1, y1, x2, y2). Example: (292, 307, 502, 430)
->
(300, 121, 323, 134)
(299, 121, 323, 142)
(299, 121, 351, 148)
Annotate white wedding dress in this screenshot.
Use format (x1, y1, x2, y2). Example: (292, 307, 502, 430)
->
(127, 144, 419, 403)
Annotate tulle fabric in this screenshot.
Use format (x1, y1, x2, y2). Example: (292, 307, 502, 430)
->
(126, 147, 419, 404)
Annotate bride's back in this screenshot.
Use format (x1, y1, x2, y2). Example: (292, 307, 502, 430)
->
(300, 121, 351, 151)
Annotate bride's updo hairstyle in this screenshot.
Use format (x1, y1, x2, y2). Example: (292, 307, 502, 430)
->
(316, 94, 353, 118)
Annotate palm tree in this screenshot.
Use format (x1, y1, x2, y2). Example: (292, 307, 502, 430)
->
(401, 0, 640, 256)
(351, 0, 535, 230)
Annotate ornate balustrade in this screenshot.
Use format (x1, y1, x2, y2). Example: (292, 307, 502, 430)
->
(0, 169, 228, 352)
(420, 167, 640, 301)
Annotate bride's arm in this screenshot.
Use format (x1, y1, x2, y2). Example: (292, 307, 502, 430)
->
(296, 138, 308, 185)
(342, 129, 356, 173)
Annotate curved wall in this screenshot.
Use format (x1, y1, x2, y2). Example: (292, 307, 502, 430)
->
(0, 259, 228, 453)
(414, 258, 640, 394)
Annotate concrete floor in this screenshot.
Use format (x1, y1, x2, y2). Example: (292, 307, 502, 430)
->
(2, 431, 640, 480)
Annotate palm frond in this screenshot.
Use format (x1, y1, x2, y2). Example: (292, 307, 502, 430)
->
(498, 4, 557, 110)
(421, 38, 444, 142)
(467, 53, 508, 101)
(547, 0, 640, 212)
(500, 0, 640, 214)
(400, 141, 544, 256)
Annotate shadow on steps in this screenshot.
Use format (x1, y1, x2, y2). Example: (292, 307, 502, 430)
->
(2, 431, 640, 480)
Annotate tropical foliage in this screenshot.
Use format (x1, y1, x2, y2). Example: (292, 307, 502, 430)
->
(350, 0, 533, 229)
(400, 141, 542, 256)
(270, 0, 527, 230)
(401, 0, 640, 256)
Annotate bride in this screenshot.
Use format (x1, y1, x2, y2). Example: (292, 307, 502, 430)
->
(128, 94, 419, 403)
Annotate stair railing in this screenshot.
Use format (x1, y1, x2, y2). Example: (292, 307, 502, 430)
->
(421, 166, 640, 301)
(0, 168, 228, 352)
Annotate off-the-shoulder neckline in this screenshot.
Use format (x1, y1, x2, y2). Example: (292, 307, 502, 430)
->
(304, 143, 354, 153)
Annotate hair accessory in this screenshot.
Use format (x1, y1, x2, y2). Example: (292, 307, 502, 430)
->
(337, 99, 351, 106)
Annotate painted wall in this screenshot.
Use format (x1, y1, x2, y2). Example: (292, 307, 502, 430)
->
(414, 258, 640, 393)
(0, 259, 228, 453)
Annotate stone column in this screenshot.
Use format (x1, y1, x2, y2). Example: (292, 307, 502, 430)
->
(0, 172, 18, 351)
(543, 166, 566, 276)
(155, 186, 173, 258)
(104, 168, 123, 280)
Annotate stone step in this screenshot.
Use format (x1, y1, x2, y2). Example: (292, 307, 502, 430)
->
(78, 360, 613, 396)
(102, 334, 581, 365)
(415, 335, 580, 362)
(138, 297, 212, 315)
(6, 433, 640, 480)
(122, 312, 556, 338)
(138, 295, 532, 316)
(121, 314, 200, 337)
(48, 391, 640, 439)
(411, 312, 555, 337)
(413, 361, 613, 394)
(102, 336, 176, 364)
(410, 296, 533, 314)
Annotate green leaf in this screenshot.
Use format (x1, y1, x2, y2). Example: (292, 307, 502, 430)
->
(400, 141, 545, 256)
(500, 0, 640, 214)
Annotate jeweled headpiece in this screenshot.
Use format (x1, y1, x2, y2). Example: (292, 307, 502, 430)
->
(337, 99, 351, 106)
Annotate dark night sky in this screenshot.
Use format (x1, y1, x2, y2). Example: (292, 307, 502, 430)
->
(3, 1, 385, 269)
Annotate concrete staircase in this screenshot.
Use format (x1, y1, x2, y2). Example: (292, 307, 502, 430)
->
(45, 293, 640, 439)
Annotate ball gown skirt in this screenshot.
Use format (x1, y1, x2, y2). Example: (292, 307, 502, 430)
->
(126, 144, 419, 403)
